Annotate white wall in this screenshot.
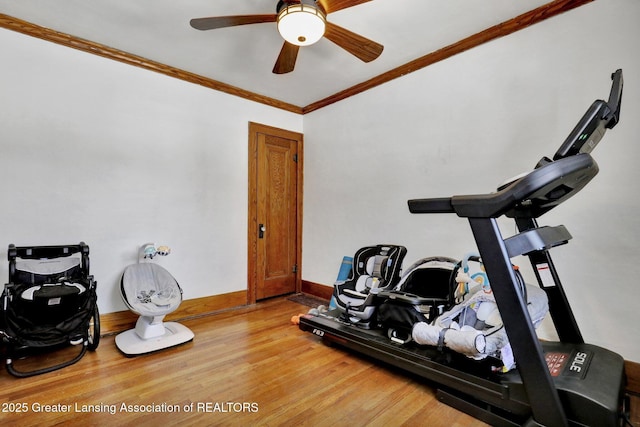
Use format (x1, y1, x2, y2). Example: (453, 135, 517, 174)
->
(303, 0, 640, 362)
(0, 28, 302, 314)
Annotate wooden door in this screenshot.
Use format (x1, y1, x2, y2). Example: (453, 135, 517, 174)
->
(248, 122, 303, 302)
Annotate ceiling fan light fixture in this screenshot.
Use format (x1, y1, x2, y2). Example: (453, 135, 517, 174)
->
(277, 0, 326, 47)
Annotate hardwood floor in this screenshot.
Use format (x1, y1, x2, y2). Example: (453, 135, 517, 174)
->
(1, 297, 637, 426)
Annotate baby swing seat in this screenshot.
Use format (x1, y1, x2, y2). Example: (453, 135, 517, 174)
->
(115, 262, 193, 356)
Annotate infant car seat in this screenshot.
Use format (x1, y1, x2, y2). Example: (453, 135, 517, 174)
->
(377, 256, 459, 343)
(333, 244, 407, 328)
(115, 251, 193, 356)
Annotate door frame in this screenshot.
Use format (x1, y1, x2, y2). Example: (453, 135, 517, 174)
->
(247, 122, 304, 304)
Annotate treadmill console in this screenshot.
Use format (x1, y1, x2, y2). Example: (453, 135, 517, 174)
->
(552, 69, 623, 160)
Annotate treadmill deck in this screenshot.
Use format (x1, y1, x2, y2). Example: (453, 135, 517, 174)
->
(299, 310, 626, 426)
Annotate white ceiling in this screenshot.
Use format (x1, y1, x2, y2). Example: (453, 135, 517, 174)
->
(1, 0, 557, 108)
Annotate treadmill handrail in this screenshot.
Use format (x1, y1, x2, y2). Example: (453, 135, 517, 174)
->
(407, 197, 454, 214)
(408, 153, 598, 218)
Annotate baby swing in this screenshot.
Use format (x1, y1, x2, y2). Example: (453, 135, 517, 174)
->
(115, 244, 193, 356)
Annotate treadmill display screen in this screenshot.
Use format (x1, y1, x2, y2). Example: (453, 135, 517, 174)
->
(553, 69, 623, 160)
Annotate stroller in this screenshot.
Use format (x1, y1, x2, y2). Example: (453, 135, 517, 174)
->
(1, 243, 100, 377)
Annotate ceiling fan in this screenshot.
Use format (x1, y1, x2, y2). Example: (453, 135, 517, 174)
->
(190, 0, 383, 74)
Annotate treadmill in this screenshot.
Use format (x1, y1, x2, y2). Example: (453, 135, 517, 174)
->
(299, 70, 629, 426)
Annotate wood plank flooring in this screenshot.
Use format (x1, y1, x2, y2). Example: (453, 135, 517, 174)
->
(1, 297, 637, 426)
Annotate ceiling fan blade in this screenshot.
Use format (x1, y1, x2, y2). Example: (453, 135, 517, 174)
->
(190, 14, 276, 31)
(273, 42, 300, 74)
(323, 21, 383, 63)
(317, 0, 372, 14)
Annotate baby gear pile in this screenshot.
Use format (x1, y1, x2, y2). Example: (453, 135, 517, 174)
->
(333, 246, 548, 372)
